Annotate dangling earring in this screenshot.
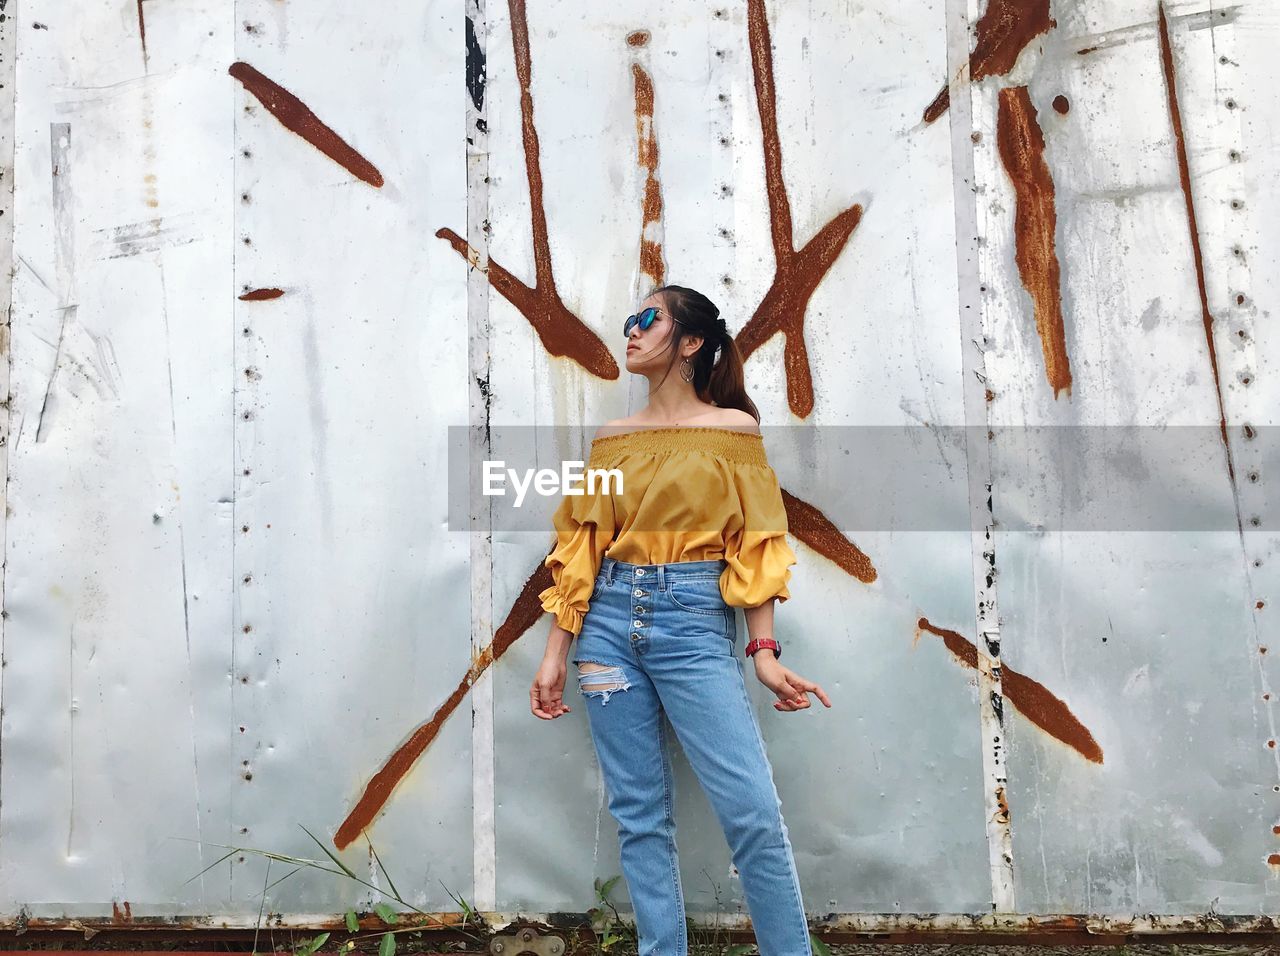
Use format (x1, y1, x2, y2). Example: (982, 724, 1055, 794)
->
(679, 357, 694, 383)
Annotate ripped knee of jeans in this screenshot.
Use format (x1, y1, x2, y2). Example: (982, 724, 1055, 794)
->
(576, 662, 631, 706)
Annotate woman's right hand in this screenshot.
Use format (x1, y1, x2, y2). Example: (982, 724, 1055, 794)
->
(531, 654, 572, 720)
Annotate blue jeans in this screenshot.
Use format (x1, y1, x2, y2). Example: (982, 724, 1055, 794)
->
(572, 556, 812, 956)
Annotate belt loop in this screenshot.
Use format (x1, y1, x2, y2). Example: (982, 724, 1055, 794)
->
(657, 563, 666, 592)
(605, 558, 615, 585)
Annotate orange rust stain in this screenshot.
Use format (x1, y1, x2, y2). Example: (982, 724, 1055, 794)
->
(1052, 95, 1070, 114)
(917, 618, 1103, 764)
(1270, 740, 1277, 749)
(335, 563, 553, 849)
(239, 287, 285, 301)
(1157, 3, 1234, 487)
(1270, 854, 1280, 866)
(112, 901, 133, 923)
(996, 85, 1072, 398)
(734, 0, 863, 418)
(632, 61, 665, 286)
(626, 30, 650, 46)
(923, 0, 1055, 123)
(1273, 825, 1280, 835)
(433, 0, 618, 379)
(228, 61, 384, 188)
(1258, 600, 1265, 610)
(640, 239, 665, 282)
(1076, 45, 1099, 56)
(782, 489, 877, 583)
(136, 0, 147, 64)
(1262, 646, 1269, 655)
(995, 785, 1010, 823)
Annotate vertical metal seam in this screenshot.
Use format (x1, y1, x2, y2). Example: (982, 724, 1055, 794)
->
(945, 0, 1016, 913)
(466, 0, 497, 914)
(0, 0, 16, 862)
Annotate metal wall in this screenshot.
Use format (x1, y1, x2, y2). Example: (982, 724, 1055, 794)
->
(1, 0, 1277, 933)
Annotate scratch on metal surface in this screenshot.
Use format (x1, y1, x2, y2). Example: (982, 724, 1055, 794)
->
(435, 0, 618, 379)
(227, 62, 385, 187)
(996, 85, 1072, 398)
(923, 0, 1055, 123)
(917, 617, 1105, 764)
(38, 123, 76, 444)
(629, 31, 665, 288)
(93, 214, 200, 260)
(1156, 3, 1239, 505)
(733, 0, 863, 419)
(1067, 6, 1243, 58)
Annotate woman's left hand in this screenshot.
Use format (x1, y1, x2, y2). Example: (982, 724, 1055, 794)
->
(752, 655, 832, 712)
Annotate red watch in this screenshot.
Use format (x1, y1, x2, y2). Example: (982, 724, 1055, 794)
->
(745, 637, 781, 660)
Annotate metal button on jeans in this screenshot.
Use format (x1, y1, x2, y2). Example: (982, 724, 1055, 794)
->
(634, 588, 644, 597)
(634, 607, 645, 615)
(633, 620, 642, 628)
(635, 569, 645, 576)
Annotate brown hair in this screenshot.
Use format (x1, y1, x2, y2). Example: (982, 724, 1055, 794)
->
(648, 284, 760, 423)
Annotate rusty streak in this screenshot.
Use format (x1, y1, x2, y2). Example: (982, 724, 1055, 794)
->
(917, 618, 1104, 764)
(734, 0, 863, 418)
(996, 86, 1072, 398)
(335, 563, 553, 849)
(227, 62, 384, 188)
(632, 60, 665, 286)
(1157, 3, 1235, 487)
(136, 0, 148, 65)
(923, 0, 1055, 124)
(433, 0, 618, 378)
(782, 489, 877, 583)
(238, 287, 285, 301)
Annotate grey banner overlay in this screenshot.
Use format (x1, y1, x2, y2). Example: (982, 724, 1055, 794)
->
(447, 425, 1275, 533)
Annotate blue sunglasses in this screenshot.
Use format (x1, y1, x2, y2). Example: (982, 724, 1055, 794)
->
(624, 306, 686, 338)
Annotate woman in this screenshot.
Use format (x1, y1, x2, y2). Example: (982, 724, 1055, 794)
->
(530, 284, 831, 956)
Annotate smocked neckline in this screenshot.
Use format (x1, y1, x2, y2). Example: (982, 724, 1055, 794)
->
(591, 425, 764, 445)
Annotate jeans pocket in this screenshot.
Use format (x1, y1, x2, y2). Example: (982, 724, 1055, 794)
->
(668, 577, 728, 616)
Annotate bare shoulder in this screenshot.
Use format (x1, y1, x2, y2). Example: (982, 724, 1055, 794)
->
(593, 417, 635, 441)
(713, 408, 761, 434)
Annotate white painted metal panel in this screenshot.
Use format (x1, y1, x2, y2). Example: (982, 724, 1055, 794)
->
(0, 0, 1277, 932)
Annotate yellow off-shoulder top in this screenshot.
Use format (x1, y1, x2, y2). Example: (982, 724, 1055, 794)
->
(538, 426, 798, 636)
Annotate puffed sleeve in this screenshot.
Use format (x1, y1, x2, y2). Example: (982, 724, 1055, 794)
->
(538, 458, 616, 635)
(720, 458, 797, 608)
